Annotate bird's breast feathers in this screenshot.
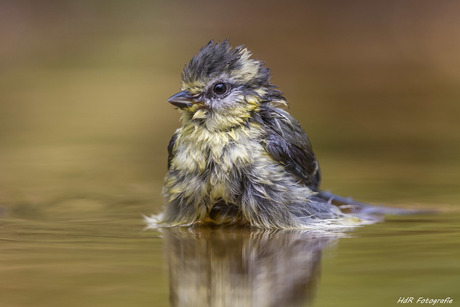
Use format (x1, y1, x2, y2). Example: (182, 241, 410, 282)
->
(171, 122, 263, 172)
(167, 122, 269, 203)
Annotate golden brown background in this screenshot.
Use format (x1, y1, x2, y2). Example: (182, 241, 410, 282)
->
(2, 1, 460, 210)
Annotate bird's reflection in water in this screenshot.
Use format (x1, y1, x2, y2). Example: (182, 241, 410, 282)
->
(161, 226, 343, 307)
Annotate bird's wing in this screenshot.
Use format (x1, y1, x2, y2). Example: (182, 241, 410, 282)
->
(167, 132, 179, 169)
(258, 106, 321, 190)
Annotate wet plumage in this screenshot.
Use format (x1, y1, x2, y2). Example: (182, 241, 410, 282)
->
(153, 40, 365, 229)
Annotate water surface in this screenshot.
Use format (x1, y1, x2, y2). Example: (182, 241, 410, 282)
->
(1, 208, 459, 307)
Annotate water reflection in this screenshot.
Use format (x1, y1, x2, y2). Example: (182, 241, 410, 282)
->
(161, 227, 342, 307)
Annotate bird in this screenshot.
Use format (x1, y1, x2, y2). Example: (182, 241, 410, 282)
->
(155, 40, 371, 229)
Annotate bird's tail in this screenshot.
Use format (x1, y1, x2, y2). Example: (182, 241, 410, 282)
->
(315, 190, 424, 216)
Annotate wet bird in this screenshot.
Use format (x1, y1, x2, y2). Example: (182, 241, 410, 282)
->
(154, 40, 370, 229)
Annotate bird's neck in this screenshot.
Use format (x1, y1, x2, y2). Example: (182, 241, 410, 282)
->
(180, 105, 258, 132)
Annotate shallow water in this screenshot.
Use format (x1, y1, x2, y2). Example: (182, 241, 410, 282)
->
(1, 208, 459, 307)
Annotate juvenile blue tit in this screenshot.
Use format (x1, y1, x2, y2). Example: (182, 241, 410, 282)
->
(157, 40, 367, 229)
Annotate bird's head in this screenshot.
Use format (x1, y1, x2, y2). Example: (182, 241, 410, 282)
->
(168, 40, 286, 130)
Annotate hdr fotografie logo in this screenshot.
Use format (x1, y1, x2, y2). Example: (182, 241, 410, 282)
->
(397, 297, 454, 305)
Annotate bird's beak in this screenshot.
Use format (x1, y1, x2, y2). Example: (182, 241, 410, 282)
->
(168, 91, 194, 109)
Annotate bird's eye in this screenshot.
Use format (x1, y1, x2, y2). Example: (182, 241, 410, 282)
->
(213, 83, 227, 95)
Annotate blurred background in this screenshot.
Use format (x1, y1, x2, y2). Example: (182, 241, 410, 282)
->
(1, 0, 459, 212)
(1, 1, 460, 306)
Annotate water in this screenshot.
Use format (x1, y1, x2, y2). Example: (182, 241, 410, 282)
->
(2, 1, 460, 306)
(1, 208, 459, 307)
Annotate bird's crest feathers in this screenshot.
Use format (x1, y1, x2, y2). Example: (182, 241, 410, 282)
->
(181, 40, 271, 89)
